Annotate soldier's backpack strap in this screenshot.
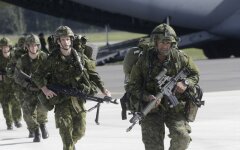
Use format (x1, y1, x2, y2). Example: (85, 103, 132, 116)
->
(138, 48, 154, 112)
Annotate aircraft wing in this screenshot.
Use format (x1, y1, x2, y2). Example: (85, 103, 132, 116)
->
(1, 0, 240, 59)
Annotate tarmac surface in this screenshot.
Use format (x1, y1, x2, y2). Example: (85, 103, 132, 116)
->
(1, 58, 240, 150)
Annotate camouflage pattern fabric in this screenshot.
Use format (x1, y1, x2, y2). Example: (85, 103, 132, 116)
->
(0, 51, 22, 127)
(6, 47, 27, 104)
(22, 92, 48, 131)
(32, 49, 104, 150)
(128, 47, 199, 150)
(0, 92, 22, 127)
(82, 45, 93, 59)
(141, 109, 191, 150)
(73, 35, 93, 60)
(15, 51, 48, 131)
(55, 99, 86, 150)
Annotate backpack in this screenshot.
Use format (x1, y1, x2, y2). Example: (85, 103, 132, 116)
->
(121, 38, 150, 120)
(123, 38, 149, 88)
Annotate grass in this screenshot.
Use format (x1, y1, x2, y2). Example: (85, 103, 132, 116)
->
(0, 35, 20, 46)
(1, 32, 206, 60)
(1, 31, 146, 44)
(78, 31, 147, 42)
(182, 48, 207, 60)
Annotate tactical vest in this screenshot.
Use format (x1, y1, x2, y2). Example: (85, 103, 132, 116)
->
(20, 51, 47, 76)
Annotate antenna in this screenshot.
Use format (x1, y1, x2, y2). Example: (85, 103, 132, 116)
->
(164, 16, 171, 25)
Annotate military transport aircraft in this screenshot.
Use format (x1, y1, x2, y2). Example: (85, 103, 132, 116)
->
(1, 0, 240, 63)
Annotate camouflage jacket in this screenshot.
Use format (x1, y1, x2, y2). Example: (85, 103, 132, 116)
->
(6, 48, 27, 78)
(0, 51, 15, 89)
(128, 48, 199, 104)
(14, 51, 47, 90)
(32, 49, 105, 94)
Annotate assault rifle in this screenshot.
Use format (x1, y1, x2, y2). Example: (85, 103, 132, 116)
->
(16, 66, 119, 124)
(14, 68, 39, 91)
(126, 67, 204, 132)
(47, 84, 118, 125)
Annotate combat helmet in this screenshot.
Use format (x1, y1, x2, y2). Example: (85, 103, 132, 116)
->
(0, 37, 12, 47)
(73, 34, 82, 45)
(150, 23, 178, 45)
(25, 34, 41, 52)
(17, 36, 26, 48)
(25, 34, 41, 45)
(54, 26, 74, 40)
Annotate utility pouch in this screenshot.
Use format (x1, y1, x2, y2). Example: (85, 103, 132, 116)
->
(120, 92, 131, 120)
(37, 92, 54, 111)
(185, 101, 198, 122)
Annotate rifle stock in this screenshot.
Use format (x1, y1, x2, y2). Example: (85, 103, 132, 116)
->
(126, 93, 163, 132)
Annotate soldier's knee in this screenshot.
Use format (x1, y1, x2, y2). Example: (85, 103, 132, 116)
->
(169, 131, 191, 150)
(79, 130, 85, 138)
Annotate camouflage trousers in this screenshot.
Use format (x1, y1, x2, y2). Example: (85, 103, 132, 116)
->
(22, 92, 48, 132)
(55, 99, 86, 150)
(0, 93, 22, 127)
(14, 85, 25, 104)
(141, 109, 191, 150)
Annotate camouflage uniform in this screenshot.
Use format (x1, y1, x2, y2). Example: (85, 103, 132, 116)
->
(38, 33, 49, 54)
(0, 37, 22, 130)
(14, 34, 49, 142)
(47, 35, 59, 53)
(128, 24, 200, 150)
(32, 26, 105, 150)
(73, 35, 93, 59)
(123, 38, 149, 90)
(7, 36, 27, 105)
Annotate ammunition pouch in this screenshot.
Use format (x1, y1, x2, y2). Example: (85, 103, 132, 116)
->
(37, 92, 65, 111)
(185, 101, 198, 122)
(120, 92, 142, 120)
(79, 81, 98, 96)
(38, 92, 54, 111)
(120, 92, 131, 120)
(184, 84, 204, 122)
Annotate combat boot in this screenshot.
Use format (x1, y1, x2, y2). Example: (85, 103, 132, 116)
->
(28, 130, 35, 138)
(7, 124, 13, 130)
(33, 128, 41, 142)
(40, 124, 49, 139)
(14, 121, 22, 128)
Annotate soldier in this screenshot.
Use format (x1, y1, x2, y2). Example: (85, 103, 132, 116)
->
(6, 36, 35, 136)
(128, 24, 200, 150)
(0, 37, 22, 130)
(14, 34, 49, 142)
(31, 26, 111, 150)
(38, 33, 49, 54)
(73, 35, 93, 59)
(47, 34, 59, 53)
(6, 36, 27, 77)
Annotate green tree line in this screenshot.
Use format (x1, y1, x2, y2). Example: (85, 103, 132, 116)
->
(0, 2, 101, 35)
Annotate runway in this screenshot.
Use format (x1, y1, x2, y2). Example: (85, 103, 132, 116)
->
(0, 58, 240, 150)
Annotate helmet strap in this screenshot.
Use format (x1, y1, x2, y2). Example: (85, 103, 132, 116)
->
(58, 38, 72, 51)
